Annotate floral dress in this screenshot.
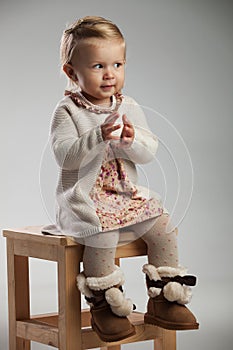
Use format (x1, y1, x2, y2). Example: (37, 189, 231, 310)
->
(90, 145, 163, 231)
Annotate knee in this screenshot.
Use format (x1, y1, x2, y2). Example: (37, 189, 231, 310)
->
(84, 230, 119, 249)
(154, 214, 175, 234)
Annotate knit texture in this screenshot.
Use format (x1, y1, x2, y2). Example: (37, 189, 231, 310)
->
(43, 95, 160, 238)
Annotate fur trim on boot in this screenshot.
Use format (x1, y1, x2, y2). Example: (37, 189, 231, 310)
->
(143, 264, 193, 304)
(105, 287, 133, 317)
(76, 272, 94, 298)
(86, 266, 124, 291)
(76, 267, 135, 342)
(82, 266, 134, 317)
(143, 264, 199, 330)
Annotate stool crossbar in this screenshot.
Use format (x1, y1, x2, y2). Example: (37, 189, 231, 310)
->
(3, 226, 176, 350)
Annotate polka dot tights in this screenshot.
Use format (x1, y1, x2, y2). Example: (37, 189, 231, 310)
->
(83, 214, 179, 277)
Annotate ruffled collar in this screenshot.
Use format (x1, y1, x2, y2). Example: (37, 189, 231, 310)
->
(64, 90, 123, 114)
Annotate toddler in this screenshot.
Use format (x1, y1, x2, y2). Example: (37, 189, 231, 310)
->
(45, 16, 198, 342)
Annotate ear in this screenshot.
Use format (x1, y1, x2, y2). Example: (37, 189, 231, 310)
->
(63, 63, 78, 82)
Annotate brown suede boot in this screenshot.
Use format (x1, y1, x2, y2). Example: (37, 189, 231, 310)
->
(77, 266, 136, 342)
(143, 264, 199, 330)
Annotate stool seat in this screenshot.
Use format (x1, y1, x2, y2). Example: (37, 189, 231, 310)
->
(3, 226, 176, 350)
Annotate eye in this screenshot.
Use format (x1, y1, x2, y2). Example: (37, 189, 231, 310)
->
(93, 63, 103, 69)
(114, 62, 123, 68)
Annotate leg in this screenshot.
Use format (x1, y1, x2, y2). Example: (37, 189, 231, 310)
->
(132, 215, 198, 330)
(101, 346, 121, 350)
(135, 214, 179, 267)
(6, 239, 31, 350)
(153, 329, 176, 350)
(77, 230, 135, 342)
(161, 329, 176, 350)
(83, 230, 120, 277)
(57, 245, 81, 350)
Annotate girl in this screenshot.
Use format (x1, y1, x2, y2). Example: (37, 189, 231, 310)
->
(46, 16, 198, 342)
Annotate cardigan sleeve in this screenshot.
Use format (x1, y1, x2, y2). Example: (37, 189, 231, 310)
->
(50, 104, 104, 170)
(123, 126, 158, 164)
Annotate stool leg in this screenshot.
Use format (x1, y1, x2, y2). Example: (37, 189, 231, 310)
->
(58, 245, 82, 350)
(154, 329, 176, 350)
(101, 346, 121, 350)
(6, 239, 31, 350)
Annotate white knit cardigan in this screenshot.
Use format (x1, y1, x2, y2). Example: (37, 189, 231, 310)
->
(44, 95, 159, 239)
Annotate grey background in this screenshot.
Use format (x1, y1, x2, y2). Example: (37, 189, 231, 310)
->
(1, 0, 233, 349)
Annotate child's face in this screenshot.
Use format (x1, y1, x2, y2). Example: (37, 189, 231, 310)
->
(70, 39, 125, 105)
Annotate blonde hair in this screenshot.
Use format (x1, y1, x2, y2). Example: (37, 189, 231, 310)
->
(60, 16, 125, 88)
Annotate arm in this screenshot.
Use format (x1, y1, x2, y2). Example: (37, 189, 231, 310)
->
(123, 125, 158, 164)
(50, 105, 104, 170)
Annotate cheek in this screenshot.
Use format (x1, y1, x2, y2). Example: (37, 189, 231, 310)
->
(118, 73, 125, 86)
(119, 70, 125, 81)
(86, 74, 101, 86)
(80, 76, 94, 89)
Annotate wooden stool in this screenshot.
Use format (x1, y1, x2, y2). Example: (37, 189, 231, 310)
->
(3, 226, 176, 350)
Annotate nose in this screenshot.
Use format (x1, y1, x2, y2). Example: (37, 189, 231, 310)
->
(103, 66, 114, 80)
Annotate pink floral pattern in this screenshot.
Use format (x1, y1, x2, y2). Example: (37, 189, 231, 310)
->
(90, 146, 164, 231)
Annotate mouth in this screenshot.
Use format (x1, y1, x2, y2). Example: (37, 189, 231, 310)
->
(101, 85, 115, 90)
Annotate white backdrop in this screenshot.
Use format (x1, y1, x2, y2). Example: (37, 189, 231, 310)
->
(1, 1, 233, 349)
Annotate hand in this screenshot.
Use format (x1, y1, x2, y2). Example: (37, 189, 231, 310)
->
(101, 112, 121, 141)
(118, 114, 135, 148)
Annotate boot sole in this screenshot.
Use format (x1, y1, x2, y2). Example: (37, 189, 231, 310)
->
(91, 318, 136, 342)
(144, 313, 199, 331)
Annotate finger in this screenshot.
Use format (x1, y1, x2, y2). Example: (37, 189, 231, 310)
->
(105, 136, 120, 141)
(102, 124, 122, 141)
(104, 123, 121, 134)
(104, 112, 120, 125)
(122, 114, 132, 126)
(122, 115, 134, 137)
(121, 124, 134, 138)
(105, 134, 120, 141)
